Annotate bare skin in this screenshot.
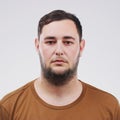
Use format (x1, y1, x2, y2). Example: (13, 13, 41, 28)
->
(34, 20, 85, 106)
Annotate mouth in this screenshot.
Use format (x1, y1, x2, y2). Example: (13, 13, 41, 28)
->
(51, 59, 67, 65)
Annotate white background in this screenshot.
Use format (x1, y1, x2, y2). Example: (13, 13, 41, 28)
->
(0, 0, 120, 101)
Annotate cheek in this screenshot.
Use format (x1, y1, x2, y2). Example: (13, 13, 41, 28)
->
(67, 47, 80, 62)
(68, 46, 80, 56)
(40, 46, 53, 62)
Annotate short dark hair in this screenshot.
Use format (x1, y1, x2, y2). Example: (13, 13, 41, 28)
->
(38, 10, 82, 41)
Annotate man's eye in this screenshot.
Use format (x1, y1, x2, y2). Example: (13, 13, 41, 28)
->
(45, 41, 56, 45)
(64, 41, 73, 45)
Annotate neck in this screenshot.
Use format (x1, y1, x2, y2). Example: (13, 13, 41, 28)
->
(34, 75, 83, 106)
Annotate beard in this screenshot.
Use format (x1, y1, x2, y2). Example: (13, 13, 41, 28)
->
(39, 53, 80, 86)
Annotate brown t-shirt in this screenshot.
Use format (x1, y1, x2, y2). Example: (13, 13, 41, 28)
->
(1, 80, 120, 120)
(0, 104, 8, 120)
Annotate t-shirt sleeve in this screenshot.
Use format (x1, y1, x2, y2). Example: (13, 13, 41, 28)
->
(117, 104, 120, 120)
(114, 100, 120, 120)
(0, 104, 9, 120)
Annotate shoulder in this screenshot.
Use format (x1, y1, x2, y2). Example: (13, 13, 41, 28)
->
(1, 80, 35, 110)
(82, 81, 120, 120)
(82, 81, 119, 107)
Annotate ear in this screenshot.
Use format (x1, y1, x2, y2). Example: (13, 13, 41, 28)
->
(80, 39, 85, 56)
(35, 38, 40, 52)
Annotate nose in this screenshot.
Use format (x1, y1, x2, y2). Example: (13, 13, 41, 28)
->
(55, 41, 64, 56)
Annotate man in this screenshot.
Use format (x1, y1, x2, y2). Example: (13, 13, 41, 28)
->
(0, 10, 120, 120)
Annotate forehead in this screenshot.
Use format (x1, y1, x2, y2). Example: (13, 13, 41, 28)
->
(40, 19, 79, 37)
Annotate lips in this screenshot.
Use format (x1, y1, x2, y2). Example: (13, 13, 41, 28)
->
(52, 60, 65, 64)
(51, 59, 67, 64)
(54, 60, 64, 62)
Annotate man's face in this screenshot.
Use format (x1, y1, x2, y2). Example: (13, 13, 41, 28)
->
(35, 20, 85, 86)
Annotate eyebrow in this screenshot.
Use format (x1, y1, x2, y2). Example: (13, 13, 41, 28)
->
(44, 36, 56, 40)
(63, 36, 75, 40)
(44, 36, 75, 41)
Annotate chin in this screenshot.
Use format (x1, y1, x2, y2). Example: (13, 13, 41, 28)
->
(51, 67, 69, 74)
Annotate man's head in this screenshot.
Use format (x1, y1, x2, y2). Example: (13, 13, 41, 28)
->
(38, 10, 82, 42)
(35, 10, 85, 86)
